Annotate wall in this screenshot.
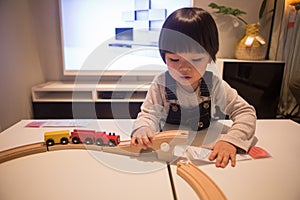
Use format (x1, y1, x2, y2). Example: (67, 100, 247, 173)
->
(0, 0, 45, 131)
(0, 0, 274, 131)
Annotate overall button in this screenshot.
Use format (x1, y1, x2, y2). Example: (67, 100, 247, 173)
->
(198, 121, 204, 128)
(171, 105, 178, 112)
(203, 102, 210, 109)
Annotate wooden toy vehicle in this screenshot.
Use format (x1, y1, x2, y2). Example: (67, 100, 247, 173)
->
(70, 129, 120, 146)
(44, 130, 70, 146)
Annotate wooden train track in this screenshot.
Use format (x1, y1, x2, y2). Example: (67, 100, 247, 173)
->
(0, 142, 47, 164)
(0, 129, 226, 200)
(0, 130, 188, 164)
(177, 162, 227, 200)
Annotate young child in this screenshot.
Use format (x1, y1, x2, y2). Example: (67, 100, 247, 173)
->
(130, 7, 256, 168)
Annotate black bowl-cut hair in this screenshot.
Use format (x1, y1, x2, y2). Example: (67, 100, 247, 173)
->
(159, 7, 219, 62)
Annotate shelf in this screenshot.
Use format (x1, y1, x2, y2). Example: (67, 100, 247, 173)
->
(32, 59, 285, 119)
(33, 91, 94, 102)
(32, 81, 150, 102)
(97, 91, 147, 101)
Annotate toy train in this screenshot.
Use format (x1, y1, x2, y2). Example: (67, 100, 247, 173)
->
(44, 129, 120, 147)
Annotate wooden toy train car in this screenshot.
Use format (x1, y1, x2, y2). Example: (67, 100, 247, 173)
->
(71, 129, 120, 146)
(44, 129, 120, 147)
(44, 130, 70, 146)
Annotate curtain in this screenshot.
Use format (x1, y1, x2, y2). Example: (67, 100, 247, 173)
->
(269, 0, 300, 117)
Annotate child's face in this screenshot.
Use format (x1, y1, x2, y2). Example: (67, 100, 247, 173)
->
(165, 52, 210, 91)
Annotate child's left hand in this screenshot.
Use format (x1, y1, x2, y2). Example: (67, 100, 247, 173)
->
(208, 141, 237, 168)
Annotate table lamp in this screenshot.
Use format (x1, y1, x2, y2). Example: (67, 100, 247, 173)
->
(288, 0, 300, 10)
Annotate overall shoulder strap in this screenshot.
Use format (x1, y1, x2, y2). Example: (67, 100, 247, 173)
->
(200, 71, 213, 97)
(165, 71, 177, 100)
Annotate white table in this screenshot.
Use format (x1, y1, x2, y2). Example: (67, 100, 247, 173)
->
(171, 120, 300, 200)
(0, 120, 173, 200)
(1, 119, 300, 200)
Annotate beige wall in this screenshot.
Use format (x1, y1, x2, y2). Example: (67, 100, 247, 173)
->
(0, 0, 45, 131)
(0, 0, 274, 131)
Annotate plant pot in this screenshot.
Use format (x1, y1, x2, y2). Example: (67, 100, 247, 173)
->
(235, 24, 267, 60)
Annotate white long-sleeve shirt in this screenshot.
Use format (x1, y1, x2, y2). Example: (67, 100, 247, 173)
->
(132, 71, 257, 151)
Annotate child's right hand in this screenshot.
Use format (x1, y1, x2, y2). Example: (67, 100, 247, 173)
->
(130, 126, 156, 149)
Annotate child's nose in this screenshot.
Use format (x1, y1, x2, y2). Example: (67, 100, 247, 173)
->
(178, 60, 192, 72)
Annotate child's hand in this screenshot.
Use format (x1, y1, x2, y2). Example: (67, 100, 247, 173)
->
(208, 141, 237, 168)
(130, 126, 156, 150)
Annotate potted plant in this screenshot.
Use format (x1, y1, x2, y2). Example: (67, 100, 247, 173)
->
(209, 1, 269, 60)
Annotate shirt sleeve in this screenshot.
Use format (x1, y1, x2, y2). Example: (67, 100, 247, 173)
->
(212, 76, 257, 152)
(131, 75, 167, 133)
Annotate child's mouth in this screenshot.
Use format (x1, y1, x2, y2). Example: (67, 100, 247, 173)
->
(181, 75, 192, 80)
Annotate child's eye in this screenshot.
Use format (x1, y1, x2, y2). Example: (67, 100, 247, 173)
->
(192, 58, 202, 62)
(169, 58, 180, 62)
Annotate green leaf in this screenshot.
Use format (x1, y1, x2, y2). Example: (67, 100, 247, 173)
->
(208, 3, 218, 8)
(259, 0, 267, 19)
(208, 2, 248, 24)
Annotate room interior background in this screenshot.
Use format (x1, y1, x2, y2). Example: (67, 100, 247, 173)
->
(0, 0, 299, 131)
(269, 0, 300, 119)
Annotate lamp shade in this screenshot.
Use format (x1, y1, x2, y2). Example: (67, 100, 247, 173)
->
(288, 0, 300, 6)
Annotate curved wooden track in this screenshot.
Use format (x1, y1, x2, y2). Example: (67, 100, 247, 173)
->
(0, 142, 47, 164)
(177, 162, 227, 200)
(0, 130, 226, 200)
(0, 130, 188, 164)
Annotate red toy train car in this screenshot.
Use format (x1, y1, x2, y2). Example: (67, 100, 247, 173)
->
(44, 129, 120, 147)
(71, 129, 120, 146)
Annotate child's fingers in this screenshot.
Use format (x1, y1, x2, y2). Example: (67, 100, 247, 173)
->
(130, 127, 156, 149)
(219, 153, 229, 168)
(130, 137, 139, 148)
(209, 150, 228, 168)
(142, 136, 152, 147)
(212, 152, 236, 168)
(137, 137, 145, 146)
(208, 150, 217, 161)
(137, 136, 152, 150)
(146, 131, 155, 143)
(230, 152, 236, 167)
(215, 152, 225, 167)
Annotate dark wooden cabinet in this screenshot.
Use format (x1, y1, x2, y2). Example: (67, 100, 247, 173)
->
(221, 60, 285, 118)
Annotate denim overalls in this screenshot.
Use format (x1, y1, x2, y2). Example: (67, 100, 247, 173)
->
(165, 71, 212, 131)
